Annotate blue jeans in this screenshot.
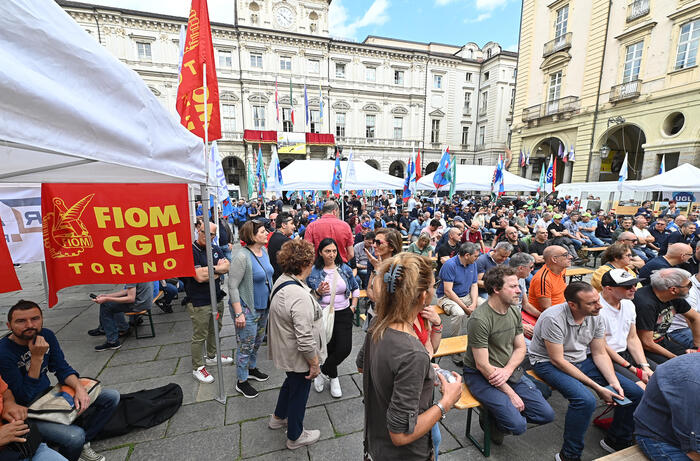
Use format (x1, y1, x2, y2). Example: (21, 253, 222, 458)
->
(232, 305, 269, 382)
(99, 301, 140, 343)
(463, 368, 555, 435)
(431, 423, 441, 460)
(162, 282, 178, 304)
(637, 435, 693, 461)
(533, 357, 643, 459)
(581, 231, 605, 247)
(274, 371, 311, 441)
(221, 245, 233, 262)
(34, 389, 120, 461)
(637, 246, 657, 261)
(633, 247, 650, 262)
(569, 238, 583, 250)
(668, 328, 694, 349)
(21, 443, 67, 461)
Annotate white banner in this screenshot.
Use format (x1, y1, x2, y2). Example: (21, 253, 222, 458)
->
(0, 185, 44, 263)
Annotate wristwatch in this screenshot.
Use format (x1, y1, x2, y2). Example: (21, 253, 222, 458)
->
(234, 312, 243, 318)
(435, 402, 447, 421)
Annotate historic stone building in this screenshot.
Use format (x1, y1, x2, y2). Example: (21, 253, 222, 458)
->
(510, 0, 700, 185)
(60, 0, 517, 197)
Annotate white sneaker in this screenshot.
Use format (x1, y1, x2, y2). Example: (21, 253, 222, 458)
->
(205, 355, 234, 366)
(313, 374, 325, 393)
(193, 366, 214, 383)
(79, 443, 105, 461)
(287, 429, 321, 450)
(329, 377, 342, 398)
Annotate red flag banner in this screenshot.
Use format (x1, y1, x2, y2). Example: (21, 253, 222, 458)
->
(41, 184, 195, 307)
(0, 217, 21, 294)
(176, 0, 221, 141)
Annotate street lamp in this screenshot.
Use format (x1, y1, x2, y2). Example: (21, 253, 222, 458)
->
(599, 145, 610, 158)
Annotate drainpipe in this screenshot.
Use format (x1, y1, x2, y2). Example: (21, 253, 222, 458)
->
(92, 8, 102, 45)
(585, 0, 613, 182)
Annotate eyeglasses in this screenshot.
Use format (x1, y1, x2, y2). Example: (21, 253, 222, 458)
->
(675, 283, 692, 290)
(375, 240, 387, 246)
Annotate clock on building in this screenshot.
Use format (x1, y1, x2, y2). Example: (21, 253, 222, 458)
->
(275, 5, 295, 28)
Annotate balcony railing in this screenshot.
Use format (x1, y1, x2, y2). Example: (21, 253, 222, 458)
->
(543, 32, 572, 57)
(474, 144, 486, 152)
(463, 106, 471, 116)
(522, 96, 580, 121)
(479, 106, 488, 116)
(610, 80, 641, 102)
(627, 0, 650, 22)
(336, 136, 419, 148)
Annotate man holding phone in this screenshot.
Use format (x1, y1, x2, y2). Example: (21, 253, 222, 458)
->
(529, 282, 644, 461)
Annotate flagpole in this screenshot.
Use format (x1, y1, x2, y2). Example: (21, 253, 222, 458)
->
(200, 61, 226, 404)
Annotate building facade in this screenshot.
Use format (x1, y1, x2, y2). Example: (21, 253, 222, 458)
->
(510, 0, 700, 187)
(59, 0, 517, 198)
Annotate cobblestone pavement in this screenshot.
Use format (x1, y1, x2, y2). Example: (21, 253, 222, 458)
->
(1, 263, 611, 460)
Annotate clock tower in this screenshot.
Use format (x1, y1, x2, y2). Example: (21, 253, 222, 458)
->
(237, 1, 330, 36)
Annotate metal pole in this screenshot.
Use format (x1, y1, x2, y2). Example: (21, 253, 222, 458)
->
(40, 261, 49, 306)
(203, 62, 226, 404)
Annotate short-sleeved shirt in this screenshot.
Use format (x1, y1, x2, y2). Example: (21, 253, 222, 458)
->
(125, 283, 153, 311)
(303, 214, 354, 262)
(463, 301, 523, 370)
(634, 285, 691, 340)
(463, 229, 483, 244)
(564, 220, 580, 235)
(529, 302, 606, 365)
(638, 256, 672, 284)
(436, 242, 459, 273)
(528, 239, 549, 270)
(547, 222, 566, 240)
(436, 255, 478, 298)
(246, 250, 274, 310)
(528, 265, 567, 312)
(184, 241, 225, 307)
(599, 296, 637, 352)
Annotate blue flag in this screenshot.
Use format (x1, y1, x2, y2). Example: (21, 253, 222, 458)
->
(331, 153, 342, 196)
(658, 154, 665, 175)
(491, 154, 505, 196)
(432, 148, 452, 189)
(402, 155, 414, 202)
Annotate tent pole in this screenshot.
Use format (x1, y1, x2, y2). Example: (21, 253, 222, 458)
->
(41, 261, 49, 306)
(203, 62, 226, 404)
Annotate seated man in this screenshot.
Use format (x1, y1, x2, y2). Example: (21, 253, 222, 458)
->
(666, 266, 700, 348)
(0, 300, 119, 461)
(353, 231, 375, 289)
(579, 213, 605, 247)
(528, 246, 570, 314)
(463, 221, 486, 253)
(595, 215, 615, 245)
(528, 226, 550, 272)
(530, 283, 644, 460)
(476, 242, 513, 298)
(634, 354, 700, 461)
(632, 215, 659, 261)
(616, 231, 646, 271)
(635, 268, 700, 363)
(563, 212, 591, 249)
(638, 243, 694, 285)
(436, 227, 462, 274)
(599, 270, 656, 388)
(88, 282, 153, 351)
(547, 215, 580, 261)
(462, 266, 554, 444)
(508, 253, 540, 340)
(436, 242, 481, 339)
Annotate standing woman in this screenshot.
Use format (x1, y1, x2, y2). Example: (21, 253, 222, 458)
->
(357, 253, 462, 460)
(365, 228, 403, 324)
(268, 239, 327, 450)
(307, 238, 360, 398)
(229, 220, 274, 399)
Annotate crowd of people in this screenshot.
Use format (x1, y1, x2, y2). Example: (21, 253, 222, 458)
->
(4, 192, 699, 461)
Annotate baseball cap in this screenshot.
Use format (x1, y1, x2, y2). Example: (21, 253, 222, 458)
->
(361, 222, 372, 228)
(553, 214, 563, 219)
(454, 216, 465, 222)
(601, 269, 642, 288)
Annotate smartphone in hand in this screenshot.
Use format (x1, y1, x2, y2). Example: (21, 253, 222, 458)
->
(604, 385, 632, 406)
(89, 293, 97, 299)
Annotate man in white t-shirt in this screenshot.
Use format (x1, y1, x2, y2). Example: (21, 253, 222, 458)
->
(632, 215, 658, 261)
(599, 269, 655, 387)
(666, 268, 700, 349)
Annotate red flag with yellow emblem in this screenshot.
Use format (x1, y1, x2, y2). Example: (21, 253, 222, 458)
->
(176, 0, 221, 141)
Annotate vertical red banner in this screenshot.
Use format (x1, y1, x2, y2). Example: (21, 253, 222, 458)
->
(41, 184, 195, 307)
(0, 217, 21, 293)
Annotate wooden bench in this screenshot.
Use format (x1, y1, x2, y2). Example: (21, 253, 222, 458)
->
(594, 445, 644, 460)
(433, 335, 468, 358)
(454, 383, 493, 457)
(581, 246, 608, 268)
(434, 305, 446, 315)
(565, 267, 594, 282)
(124, 291, 159, 339)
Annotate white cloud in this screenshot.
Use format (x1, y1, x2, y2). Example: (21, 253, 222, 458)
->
(435, 0, 459, 5)
(329, 0, 390, 40)
(505, 43, 518, 51)
(475, 0, 509, 11)
(464, 13, 491, 23)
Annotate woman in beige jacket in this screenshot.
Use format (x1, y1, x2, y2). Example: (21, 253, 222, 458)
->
(267, 239, 327, 451)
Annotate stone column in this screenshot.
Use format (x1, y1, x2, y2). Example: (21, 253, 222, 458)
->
(587, 151, 603, 182)
(563, 161, 573, 184)
(245, 143, 254, 199)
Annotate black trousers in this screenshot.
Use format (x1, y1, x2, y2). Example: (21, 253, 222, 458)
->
(274, 371, 311, 441)
(321, 308, 354, 378)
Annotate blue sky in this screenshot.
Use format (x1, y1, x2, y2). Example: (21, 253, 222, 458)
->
(88, 0, 521, 51)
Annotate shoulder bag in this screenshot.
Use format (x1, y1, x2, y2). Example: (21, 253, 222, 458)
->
(323, 269, 338, 342)
(27, 377, 101, 425)
(245, 247, 272, 309)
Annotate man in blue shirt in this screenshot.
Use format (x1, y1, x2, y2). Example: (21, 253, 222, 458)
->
(476, 242, 513, 297)
(0, 300, 120, 461)
(634, 353, 700, 460)
(436, 242, 481, 338)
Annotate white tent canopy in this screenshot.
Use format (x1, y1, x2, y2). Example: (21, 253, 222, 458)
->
(620, 163, 700, 192)
(416, 165, 538, 192)
(555, 180, 640, 195)
(0, 0, 205, 184)
(280, 160, 405, 191)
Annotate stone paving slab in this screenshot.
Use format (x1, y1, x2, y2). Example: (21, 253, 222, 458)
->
(129, 425, 240, 461)
(166, 400, 227, 437)
(108, 345, 160, 367)
(98, 358, 179, 384)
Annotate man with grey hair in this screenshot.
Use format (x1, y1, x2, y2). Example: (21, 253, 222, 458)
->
(476, 242, 513, 297)
(303, 200, 354, 262)
(509, 253, 540, 340)
(436, 242, 481, 339)
(634, 268, 700, 363)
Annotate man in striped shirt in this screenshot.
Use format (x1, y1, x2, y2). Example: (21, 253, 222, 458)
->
(528, 246, 571, 314)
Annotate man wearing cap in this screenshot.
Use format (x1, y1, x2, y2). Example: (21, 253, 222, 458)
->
(530, 282, 644, 459)
(354, 220, 373, 244)
(547, 214, 580, 261)
(634, 268, 700, 363)
(579, 213, 605, 247)
(599, 270, 656, 387)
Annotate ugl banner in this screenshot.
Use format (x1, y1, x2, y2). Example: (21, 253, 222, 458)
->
(41, 184, 195, 307)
